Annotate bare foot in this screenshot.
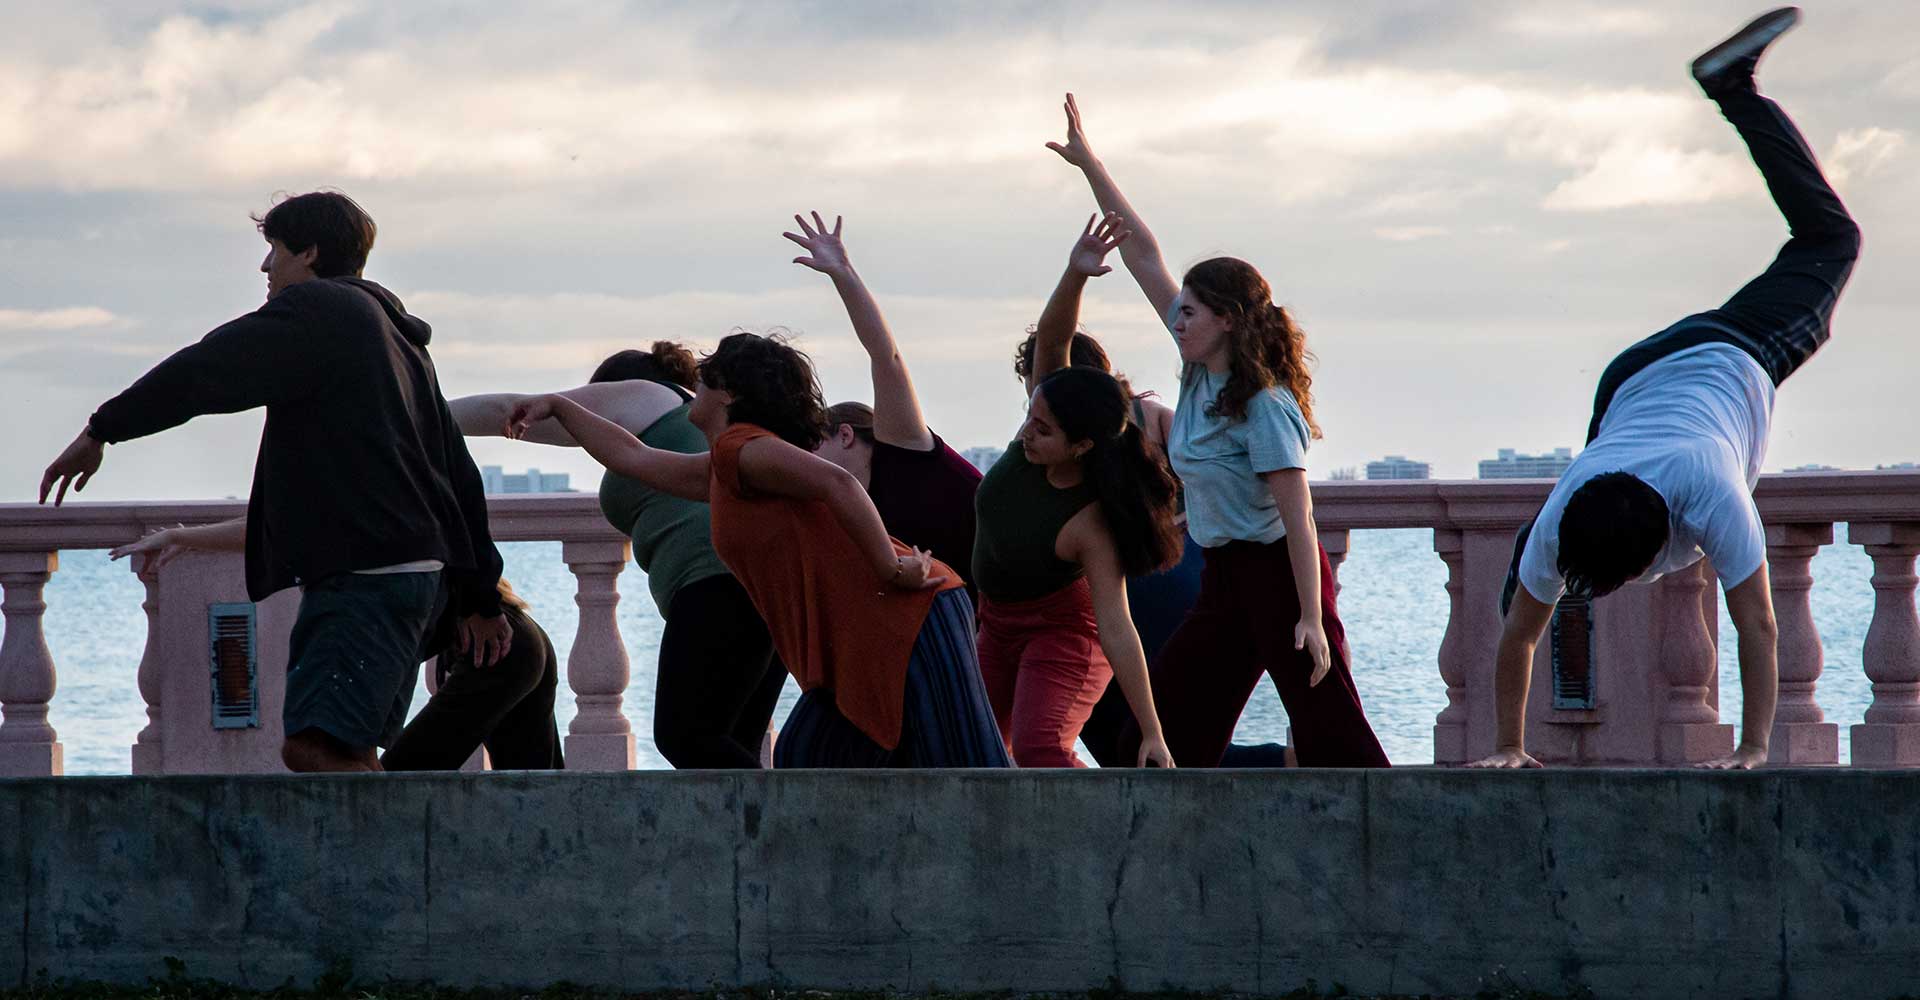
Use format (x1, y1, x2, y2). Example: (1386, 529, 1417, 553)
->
(1465, 747, 1543, 769)
(1695, 745, 1768, 770)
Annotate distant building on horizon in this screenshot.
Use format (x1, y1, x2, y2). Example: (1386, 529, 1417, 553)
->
(1786, 463, 1839, 472)
(1877, 461, 1920, 471)
(1366, 455, 1431, 480)
(482, 465, 573, 494)
(1479, 448, 1574, 480)
(960, 446, 1004, 473)
(1327, 467, 1359, 481)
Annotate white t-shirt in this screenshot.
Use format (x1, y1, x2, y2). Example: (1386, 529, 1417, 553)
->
(1518, 344, 1774, 604)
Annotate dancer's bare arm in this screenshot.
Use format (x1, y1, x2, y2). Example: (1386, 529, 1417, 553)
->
(1264, 469, 1332, 686)
(108, 518, 248, 571)
(1706, 564, 1778, 770)
(1467, 591, 1555, 768)
(1046, 93, 1179, 318)
(1062, 508, 1175, 767)
(1029, 213, 1132, 393)
(786, 212, 933, 451)
(508, 394, 709, 500)
(735, 435, 945, 591)
(451, 382, 680, 445)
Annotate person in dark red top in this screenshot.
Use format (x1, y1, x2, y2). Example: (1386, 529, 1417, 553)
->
(786, 212, 984, 594)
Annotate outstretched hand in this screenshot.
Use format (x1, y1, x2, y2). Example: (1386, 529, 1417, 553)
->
(40, 428, 104, 506)
(1044, 92, 1097, 168)
(504, 395, 556, 440)
(108, 526, 189, 572)
(784, 212, 850, 277)
(1069, 212, 1131, 277)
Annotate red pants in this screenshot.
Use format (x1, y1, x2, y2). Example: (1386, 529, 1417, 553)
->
(976, 578, 1112, 767)
(1125, 538, 1390, 768)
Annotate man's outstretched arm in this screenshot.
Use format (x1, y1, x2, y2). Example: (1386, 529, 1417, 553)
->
(1707, 563, 1777, 770)
(1467, 588, 1555, 768)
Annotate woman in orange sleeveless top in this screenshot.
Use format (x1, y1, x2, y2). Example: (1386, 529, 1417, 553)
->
(508, 332, 1010, 767)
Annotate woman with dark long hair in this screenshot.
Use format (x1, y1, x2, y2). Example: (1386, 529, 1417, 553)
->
(508, 331, 1009, 768)
(1022, 216, 1292, 769)
(972, 220, 1177, 768)
(1049, 94, 1389, 768)
(450, 341, 785, 769)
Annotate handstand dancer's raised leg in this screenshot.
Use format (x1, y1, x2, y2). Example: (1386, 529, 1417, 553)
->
(1473, 7, 1859, 771)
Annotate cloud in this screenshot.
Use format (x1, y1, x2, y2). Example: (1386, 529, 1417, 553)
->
(0, 306, 124, 330)
(1826, 127, 1908, 186)
(1541, 144, 1757, 211)
(1373, 226, 1448, 242)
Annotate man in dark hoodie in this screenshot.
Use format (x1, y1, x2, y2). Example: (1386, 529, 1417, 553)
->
(38, 191, 510, 773)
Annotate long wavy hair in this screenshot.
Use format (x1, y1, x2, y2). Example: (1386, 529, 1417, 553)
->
(1034, 367, 1182, 576)
(1181, 256, 1321, 438)
(697, 331, 828, 450)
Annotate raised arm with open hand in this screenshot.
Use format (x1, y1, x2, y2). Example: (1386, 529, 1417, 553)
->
(784, 212, 933, 451)
(1031, 213, 1132, 390)
(1045, 93, 1178, 318)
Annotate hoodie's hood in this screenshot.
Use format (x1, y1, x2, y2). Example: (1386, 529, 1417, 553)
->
(338, 276, 433, 347)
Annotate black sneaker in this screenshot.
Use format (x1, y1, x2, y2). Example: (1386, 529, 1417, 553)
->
(1691, 6, 1801, 96)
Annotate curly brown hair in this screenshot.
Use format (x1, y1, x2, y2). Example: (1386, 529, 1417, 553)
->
(590, 341, 699, 390)
(697, 331, 828, 450)
(1180, 257, 1321, 438)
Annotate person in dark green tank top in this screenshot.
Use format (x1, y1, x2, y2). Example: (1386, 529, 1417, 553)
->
(448, 342, 786, 769)
(971, 218, 1182, 769)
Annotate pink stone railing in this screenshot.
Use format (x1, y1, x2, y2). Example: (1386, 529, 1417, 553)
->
(1, 471, 1917, 776)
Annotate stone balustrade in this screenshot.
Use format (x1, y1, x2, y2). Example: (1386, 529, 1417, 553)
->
(1, 471, 1917, 776)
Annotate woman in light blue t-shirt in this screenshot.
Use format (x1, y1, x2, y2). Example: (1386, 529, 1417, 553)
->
(1047, 93, 1389, 768)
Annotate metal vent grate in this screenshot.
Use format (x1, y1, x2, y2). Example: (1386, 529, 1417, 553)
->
(208, 602, 259, 729)
(1550, 595, 1596, 710)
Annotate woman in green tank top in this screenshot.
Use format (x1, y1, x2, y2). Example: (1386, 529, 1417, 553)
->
(971, 213, 1181, 769)
(449, 343, 785, 769)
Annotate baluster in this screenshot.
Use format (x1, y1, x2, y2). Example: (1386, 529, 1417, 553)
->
(1766, 523, 1838, 764)
(1432, 530, 1468, 764)
(130, 552, 165, 774)
(1321, 529, 1349, 597)
(1655, 560, 1734, 763)
(0, 551, 63, 776)
(1847, 523, 1920, 767)
(562, 539, 635, 770)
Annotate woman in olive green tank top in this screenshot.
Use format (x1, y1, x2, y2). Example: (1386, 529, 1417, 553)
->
(449, 343, 785, 769)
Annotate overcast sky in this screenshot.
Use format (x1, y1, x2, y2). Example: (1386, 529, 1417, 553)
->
(4, 0, 1915, 501)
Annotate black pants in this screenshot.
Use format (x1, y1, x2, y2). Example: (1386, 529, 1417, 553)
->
(382, 604, 564, 771)
(653, 574, 786, 768)
(1502, 83, 1861, 615)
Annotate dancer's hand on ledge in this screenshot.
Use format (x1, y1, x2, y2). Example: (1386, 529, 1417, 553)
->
(784, 211, 850, 277)
(1296, 618, 1332, 686)
(1044, 92, 1098, 169)
(887, 547, 948, 591)
(108, 526, 190, 572)
(1068, 212, 1130, 278)
(1137, 733, 1175, 768)
(1696, 745, 1768, 770)
(504, 395, 556, 439)
(1466, 746, 1543, 769)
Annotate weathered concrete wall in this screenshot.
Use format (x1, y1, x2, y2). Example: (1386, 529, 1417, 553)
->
(3, 770, 1917, 999)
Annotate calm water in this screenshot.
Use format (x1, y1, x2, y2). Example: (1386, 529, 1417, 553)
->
(37, 528, 1884, 774)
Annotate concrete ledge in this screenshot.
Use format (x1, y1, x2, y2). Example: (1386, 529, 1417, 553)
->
(4, 770, 1918, 999)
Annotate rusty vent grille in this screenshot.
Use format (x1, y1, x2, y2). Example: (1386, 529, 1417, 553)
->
(1550, 595, 1596, 710)
(208, 602, 259, 729)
